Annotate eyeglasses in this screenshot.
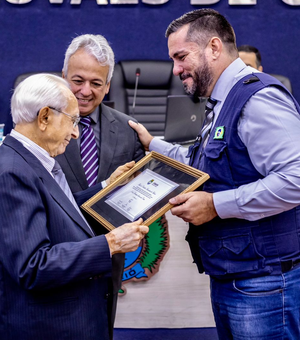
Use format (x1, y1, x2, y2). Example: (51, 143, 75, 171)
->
(48, 106, 80, 128)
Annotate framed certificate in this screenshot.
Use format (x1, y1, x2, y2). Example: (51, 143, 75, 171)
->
(81, 151, 209, 231)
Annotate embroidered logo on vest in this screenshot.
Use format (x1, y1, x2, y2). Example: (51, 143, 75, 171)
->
(214, 126, 225, 139)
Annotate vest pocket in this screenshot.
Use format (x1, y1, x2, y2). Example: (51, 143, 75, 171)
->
(203, 141, 235, 189)
(199, 233, 265, 276)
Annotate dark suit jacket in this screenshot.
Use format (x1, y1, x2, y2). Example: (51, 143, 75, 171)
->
(55, 103, 145, 333)
(56, 103, 145, 192)
(0, 135, 112, 340)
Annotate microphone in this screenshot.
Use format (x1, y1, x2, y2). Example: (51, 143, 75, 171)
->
(132, 68, 141, 119)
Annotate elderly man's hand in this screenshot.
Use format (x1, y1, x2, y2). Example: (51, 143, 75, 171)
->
(105, 161, 135, 186)
(128, 120, 153, 151)
(105, 218, 149, 255)
(169, 191, 218, 226)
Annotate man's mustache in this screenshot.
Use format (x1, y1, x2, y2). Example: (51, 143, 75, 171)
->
(180, 73, 192, 81)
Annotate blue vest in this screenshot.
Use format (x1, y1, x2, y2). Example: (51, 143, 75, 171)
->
(187, 73, 300, 279)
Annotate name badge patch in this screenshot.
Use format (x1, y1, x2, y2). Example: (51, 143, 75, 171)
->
(214, 126, 225, 139)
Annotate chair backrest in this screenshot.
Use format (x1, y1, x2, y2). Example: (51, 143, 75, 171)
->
(109, 60, 185, 136)
(269, 73, 292, 93)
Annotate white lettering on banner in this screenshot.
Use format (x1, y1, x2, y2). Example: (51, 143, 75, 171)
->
(6, 0, 31, 3)
(191, 0, 256, 3)
(109, 0, 169, 3)
(69, 0, 108, 3)
(111, 0, 138, 3)
(142, 0, 169, 4)
(55, 0, 167, 4)
(229, 0, 256, 4)
(191, 0, 219, 4)
(5, 0, 300, 6)
(283, 0, 300, 5)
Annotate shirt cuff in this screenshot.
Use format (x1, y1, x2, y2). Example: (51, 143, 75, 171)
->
(213, 189, 243, 219)
(149, 137, 171, 154)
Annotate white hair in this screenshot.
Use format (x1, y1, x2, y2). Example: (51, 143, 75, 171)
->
(62, 34, 115, 84)
(11, 73, 70, 125)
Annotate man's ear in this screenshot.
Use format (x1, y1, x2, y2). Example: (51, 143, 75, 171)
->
(209, 37, 222, 60)
(105, 81, 111, 95)
(37, 107, 50, 131)
(62, 70, 65, 79)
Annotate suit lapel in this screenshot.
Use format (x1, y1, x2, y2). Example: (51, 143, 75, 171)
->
(63, 139, 88, 189)
(98, 104, 118, 180)
(42, 175, 94, 237)
(4, 136, 94, 237)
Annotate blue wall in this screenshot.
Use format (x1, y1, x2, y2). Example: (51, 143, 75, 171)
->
(1, 0, 300, 135)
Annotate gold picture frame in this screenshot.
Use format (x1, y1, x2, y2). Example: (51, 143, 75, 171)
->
(81, 151, 209, 231)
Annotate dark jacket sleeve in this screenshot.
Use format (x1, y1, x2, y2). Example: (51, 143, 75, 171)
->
(73, 182, 103, 207)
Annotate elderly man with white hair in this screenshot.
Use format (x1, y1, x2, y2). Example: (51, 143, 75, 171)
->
(0, 73, 148, 340)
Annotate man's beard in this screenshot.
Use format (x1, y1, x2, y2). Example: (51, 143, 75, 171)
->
(180, 57, 212, 97)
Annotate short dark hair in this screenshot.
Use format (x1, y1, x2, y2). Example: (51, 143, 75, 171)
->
(165, 9, 237, 54)
(237, 44, 262, 68)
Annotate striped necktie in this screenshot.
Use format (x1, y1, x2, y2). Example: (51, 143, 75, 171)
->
(52, 160, 76, 203)
(198, 97, 218, 149)
(188, 97, 218, 168)
(80, 116, 99, 187)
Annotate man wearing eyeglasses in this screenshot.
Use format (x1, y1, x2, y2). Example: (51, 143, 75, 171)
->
(0, 73, 148, 340)
(48, 106, 81, 129)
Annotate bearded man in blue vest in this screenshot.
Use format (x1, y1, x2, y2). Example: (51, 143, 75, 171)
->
(129, 8, 300, 340)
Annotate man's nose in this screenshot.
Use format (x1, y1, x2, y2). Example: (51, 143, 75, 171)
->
(72, 125, 79, 139)
(173, 62, 184, 77)
(80, 82, 92, 96)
